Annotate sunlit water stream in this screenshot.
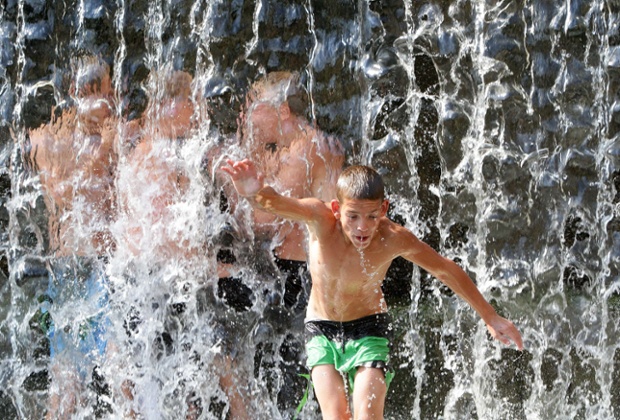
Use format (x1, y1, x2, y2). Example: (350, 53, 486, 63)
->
(1, 0, 620, 419)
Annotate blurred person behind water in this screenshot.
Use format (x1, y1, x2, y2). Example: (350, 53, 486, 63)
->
(114, 69, 198, 260)
(110, 67, 252, 419)
(239, 71, 343, 261)
(213, 70, 345, 415)
(27, 55, 118, 419)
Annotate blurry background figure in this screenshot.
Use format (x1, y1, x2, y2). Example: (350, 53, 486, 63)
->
(213, 71, 344, 415)
(241, 71, 344, 260)
(111, 67, 250, 419)
(27, 56, 118, 419)
(115, 69, 197, 260)
(29, 56, 117, 258)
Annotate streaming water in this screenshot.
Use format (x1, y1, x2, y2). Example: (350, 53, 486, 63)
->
(1, 0, 620, 419)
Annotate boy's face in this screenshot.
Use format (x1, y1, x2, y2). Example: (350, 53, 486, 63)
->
(243, 95, 290, 147)
(160, 97, 194, 137)
(332, 197, 388, 250)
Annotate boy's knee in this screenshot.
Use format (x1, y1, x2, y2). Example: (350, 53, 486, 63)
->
(321, 404, 351, 420)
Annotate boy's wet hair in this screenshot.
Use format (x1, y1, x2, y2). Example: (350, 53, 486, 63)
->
(72, 56, 111, 97)
(147, 68, 193, 101)
(337, 165, 385, 202)
(247, 71, 308, 116)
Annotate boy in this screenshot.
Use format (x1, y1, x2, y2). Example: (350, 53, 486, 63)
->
(218, 70, 343, 263)
(28, 55, 117, 419)
(215, 72, 344, 414)
(222, 158, 524, 419)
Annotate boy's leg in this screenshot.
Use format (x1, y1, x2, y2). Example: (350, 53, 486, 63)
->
(311, 364, 352, 419)
(46, 363, 81, 420)
(216, 354, 250, 420)
(352, 366, 387, 419)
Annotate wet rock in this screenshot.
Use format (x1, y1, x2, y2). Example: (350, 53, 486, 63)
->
(613, 348, 620, 418)
(451, 392, 479, 419)
(541, 347, 564, 392)
(13, 255, 48, 288)
(445, 222, 470, 250)
(566, 347, 601, 411)
(22, 81, 55, 130)
(562, 264, 592, 289)
(489, 348, 534, 407)
(0, 390, 18, 420)
(563, 215, 590, 248)
(22, 369, 49, 392)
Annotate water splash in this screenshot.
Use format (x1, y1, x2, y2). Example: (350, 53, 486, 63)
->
(1, 0, 620, 419)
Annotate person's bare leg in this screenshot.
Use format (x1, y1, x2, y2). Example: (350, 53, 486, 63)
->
(217, 355, 250, 420)
(46, 364, 80, 420)
(311, 364, 352, 419)
(352, 367, 386, 420)
(121, 379, 137, 419)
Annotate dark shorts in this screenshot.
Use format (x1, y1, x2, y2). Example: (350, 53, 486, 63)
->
(216, 255, 308, 312)
(211, 256, 309, 355)
(305, 313, 394, 390)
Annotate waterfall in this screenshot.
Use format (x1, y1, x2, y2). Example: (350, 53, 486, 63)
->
(1, 0, 619, 418)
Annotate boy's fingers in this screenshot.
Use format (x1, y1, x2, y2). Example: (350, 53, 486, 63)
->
(233, 160, 246, 169)
(221, 163, 242, 178)
(513, 334, 524, 350)
(488, 321, 524, 350)
(506, 323, 524, 350)
(502, 326, 524, 350)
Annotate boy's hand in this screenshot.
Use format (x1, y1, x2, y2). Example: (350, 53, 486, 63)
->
(221, 159, 265, 198)
(486, 315, 524, 350)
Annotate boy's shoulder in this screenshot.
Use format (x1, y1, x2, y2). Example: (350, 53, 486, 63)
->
(379, 216, 407, 233)
(312, 199, 338, 223)
(306, 199, 339, 235)
(378, 217, 420, 248)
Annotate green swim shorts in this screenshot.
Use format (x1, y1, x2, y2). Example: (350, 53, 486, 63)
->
(305, 313, 394, 391)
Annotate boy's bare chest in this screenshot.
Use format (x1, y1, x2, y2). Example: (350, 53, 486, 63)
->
(311, 239, 391, 288)
(266, 150, 311, 193)
(308, 241, 391, 319)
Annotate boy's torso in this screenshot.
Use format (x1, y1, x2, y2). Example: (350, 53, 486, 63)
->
(306, 218, 400, 322)
(31, 111, 117, 257)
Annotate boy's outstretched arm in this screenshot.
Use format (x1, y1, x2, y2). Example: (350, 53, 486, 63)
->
(400, 231, 524, 350)
(221, 159, 329, 224)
